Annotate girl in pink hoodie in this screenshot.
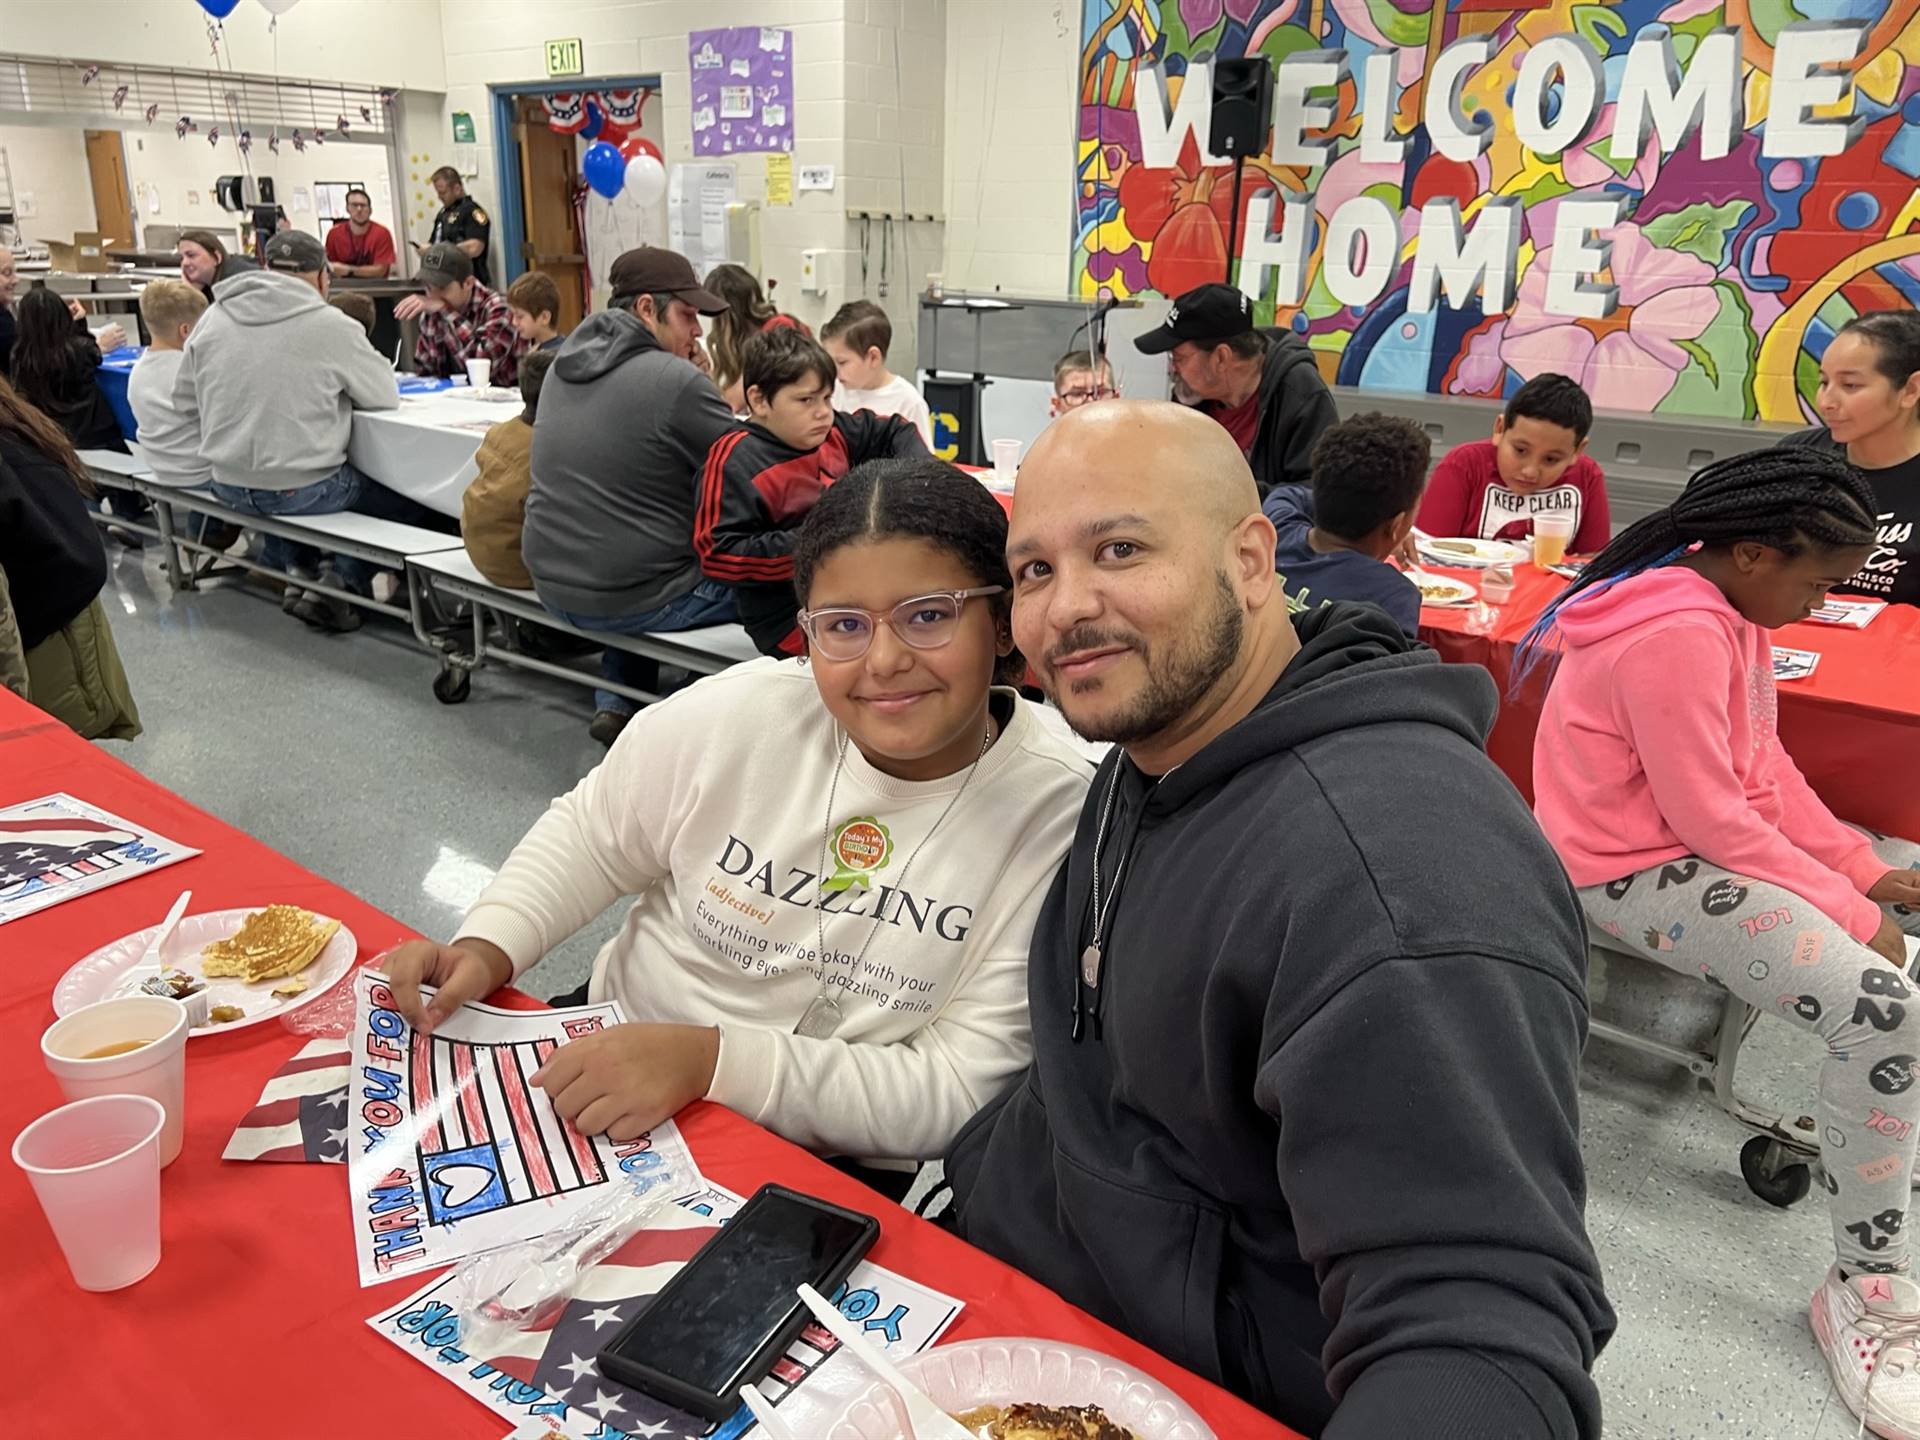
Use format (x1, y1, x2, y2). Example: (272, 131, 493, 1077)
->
(1528, 446, 1920, 1439)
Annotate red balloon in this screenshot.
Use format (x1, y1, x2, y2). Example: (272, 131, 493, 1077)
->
(619, 135, 663, 164)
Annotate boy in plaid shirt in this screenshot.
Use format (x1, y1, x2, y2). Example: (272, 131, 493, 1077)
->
(397, 242, 528, 386)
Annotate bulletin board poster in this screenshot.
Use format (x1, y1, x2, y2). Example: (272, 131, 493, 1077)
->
(688, 26, 794, 155)
(1074, 0, 1920, 423)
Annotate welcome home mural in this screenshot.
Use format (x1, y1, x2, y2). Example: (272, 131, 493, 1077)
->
(1075, 1, 1920, 422)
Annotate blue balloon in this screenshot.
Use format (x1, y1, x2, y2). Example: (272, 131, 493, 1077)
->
(582, 141, 625, 199)
(197, 0, 243, 15)
(581, 98, 604, 142)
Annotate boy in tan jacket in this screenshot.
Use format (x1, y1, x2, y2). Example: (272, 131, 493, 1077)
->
(461, 348, 556, 589)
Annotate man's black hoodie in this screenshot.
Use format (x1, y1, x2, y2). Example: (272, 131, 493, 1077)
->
(946, 603, 1614, 1439)
(1243, 326, 1338, 498)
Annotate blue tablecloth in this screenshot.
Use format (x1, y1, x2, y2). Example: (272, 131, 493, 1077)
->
(97, 346, 142, 442)
(96, 351, 454, 443)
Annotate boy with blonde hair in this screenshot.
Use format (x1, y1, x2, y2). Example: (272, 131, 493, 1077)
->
(129, 279, 211, 489)
(820, 299, 931, 447)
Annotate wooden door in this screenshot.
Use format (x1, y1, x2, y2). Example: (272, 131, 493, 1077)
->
(83, 130, 132, 244)
(514, 97, 586, 331)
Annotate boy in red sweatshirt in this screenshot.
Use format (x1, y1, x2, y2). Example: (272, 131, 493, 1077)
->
(1419, 372, 1611, 553)
(695, 327, 928, 655)
(1528, 445, 1920, 1440)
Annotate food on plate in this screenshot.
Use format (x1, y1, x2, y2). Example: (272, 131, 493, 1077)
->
(138, 967, 205, 1001)
(951, 1403, 1138, 1440)
(208, 1004, 246, 1025)
(1417, 581, 1466, 602)
(200, 905, 339, 983)
(1427, 538, 1478, 555)
(270, 977, 310, 999)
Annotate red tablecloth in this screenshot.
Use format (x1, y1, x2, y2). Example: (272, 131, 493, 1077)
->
(1419, 567, 1920, 838)
(0, 689, 1298, 1438)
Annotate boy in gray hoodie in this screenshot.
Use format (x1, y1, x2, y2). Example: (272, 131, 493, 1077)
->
(172, 229, 450, 631)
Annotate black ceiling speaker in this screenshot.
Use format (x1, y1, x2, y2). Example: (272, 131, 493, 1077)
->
(1209, 55, 1274, 159)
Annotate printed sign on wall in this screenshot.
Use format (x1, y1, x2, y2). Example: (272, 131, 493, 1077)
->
(1075, 1, 1920, 423)
(689, 26, 795, 155)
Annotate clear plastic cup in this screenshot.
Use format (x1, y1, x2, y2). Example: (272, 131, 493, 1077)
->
(990, 438, 1021, 481)
(1532, 513, 1575, 568)
(13, 1093, 165, 1291)
(42, 995, 188, 1166)
(465, 357, 492, 391)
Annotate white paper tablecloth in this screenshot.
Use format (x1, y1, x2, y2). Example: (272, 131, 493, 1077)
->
(347, 390, 522, 518)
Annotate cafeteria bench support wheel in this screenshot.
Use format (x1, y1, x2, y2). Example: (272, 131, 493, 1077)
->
(432, 663, 472, 705)
(1741, 1134, 1812, 1209)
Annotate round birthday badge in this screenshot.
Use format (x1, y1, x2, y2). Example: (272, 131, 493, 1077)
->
(826, 817, 892, 893)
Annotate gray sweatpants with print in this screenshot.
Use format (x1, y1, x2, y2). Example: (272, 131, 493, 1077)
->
(1579, 832, 1920, 1274)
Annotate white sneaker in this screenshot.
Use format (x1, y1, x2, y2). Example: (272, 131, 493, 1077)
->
(1813, 1266, 1920, 1440)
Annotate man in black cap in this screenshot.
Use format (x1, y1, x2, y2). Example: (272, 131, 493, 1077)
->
(1135, 282, 1338, 498)
(523, 246, 736, 744)
(421, 166, 492, 287)
(396, 242, 527, 386)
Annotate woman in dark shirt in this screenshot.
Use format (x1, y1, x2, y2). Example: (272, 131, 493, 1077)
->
(9, 286, 125, 453)
(0, 375, 140, 738)
(1779, 309, 1920, 607)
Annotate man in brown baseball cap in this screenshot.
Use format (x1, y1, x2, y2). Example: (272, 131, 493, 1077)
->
(523, 245, 739, 743)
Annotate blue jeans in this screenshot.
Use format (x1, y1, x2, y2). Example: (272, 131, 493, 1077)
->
(212, 462, 456, 594)
(547, 580, 736, 715)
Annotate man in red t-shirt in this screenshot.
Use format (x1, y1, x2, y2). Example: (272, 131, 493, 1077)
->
(324, 187, 396, 279)
(1417, 372, 1612, 554)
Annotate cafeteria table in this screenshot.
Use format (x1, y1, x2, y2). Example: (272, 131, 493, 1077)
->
(0, 686, 1300, 1439)
(1418, 564, 1920, 840)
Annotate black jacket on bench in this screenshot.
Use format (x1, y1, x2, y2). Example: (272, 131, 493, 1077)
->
(945, 602, 1614, 1440)
(0, 433, 108, 650)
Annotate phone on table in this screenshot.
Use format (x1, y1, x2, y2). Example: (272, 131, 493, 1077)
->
(595, 1182, 879, 1421)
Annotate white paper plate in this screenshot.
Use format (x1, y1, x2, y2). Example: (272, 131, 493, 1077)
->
(1417, 535, 1528, 568)
(1409, 571, 1477, 607)
(825, 1338, 1215, 1440)
(53, 908, 357, 1038)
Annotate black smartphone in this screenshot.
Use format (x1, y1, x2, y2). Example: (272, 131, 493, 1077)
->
(595, 1183, 879, 1421)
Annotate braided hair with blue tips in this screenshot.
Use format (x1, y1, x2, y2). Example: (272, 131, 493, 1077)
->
(1513, 445, 1879, 688)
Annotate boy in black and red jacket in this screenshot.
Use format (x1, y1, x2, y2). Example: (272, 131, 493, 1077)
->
(696, 327, 928, 654)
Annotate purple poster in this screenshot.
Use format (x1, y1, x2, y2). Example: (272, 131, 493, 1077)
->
(687, 26, 793, 157)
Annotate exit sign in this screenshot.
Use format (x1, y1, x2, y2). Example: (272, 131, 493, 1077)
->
(545, 38, 584, 77)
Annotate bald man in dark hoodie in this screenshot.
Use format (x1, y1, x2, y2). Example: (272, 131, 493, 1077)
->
(944, 401, 1613, 1439)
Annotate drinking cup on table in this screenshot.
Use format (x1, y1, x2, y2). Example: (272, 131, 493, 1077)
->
(990, 438, 1021, 482)
(13, 1094, 166, 1291)
(465, 358, 492, 391)
(42, 995, 188, 1166)
(1531, 513, 1575, 568)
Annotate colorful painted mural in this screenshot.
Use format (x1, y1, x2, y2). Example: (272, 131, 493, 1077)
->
(1076, 0, 1920, 421)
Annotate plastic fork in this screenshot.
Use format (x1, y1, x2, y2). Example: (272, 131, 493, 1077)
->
(796, 1283, 973, 1439)
(118, 889, 192, 994)
(736, 1384, 801, 1439)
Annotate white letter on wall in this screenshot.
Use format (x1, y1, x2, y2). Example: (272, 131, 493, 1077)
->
(1359, 50, 1409, 165)
(1545, 196, 1630, 319)
(1135, 60, 1225, 168)
(1512, 36, 1605, 158)
(1269, 50, 1349, 168)
(1762, 21, 1869, 159)
(1612, 27, 1743, 164)
(1409, 198, 1523, 314)
(1237, 193, 1314, 307)
(1423, 36, 1497, 163)
(1323, 196, 1400, 309)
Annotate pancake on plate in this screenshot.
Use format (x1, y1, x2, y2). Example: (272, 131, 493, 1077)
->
(951, 1404, 1138, 1440)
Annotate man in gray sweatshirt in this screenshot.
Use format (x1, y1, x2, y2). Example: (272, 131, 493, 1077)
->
(524, 246, 734, 743)
(173, 229, 448, 632)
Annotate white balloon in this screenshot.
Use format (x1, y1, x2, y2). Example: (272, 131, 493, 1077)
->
(257, 0, 302, 13)
(625, 154, 666, 207)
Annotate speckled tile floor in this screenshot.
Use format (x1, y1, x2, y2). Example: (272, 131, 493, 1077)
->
(93, 545, 1866, 1438)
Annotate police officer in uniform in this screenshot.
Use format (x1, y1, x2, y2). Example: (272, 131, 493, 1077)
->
(422, 165, 492, 288)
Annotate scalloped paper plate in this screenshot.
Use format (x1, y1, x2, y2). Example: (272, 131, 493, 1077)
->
(824, 1337, 1215, 1440)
